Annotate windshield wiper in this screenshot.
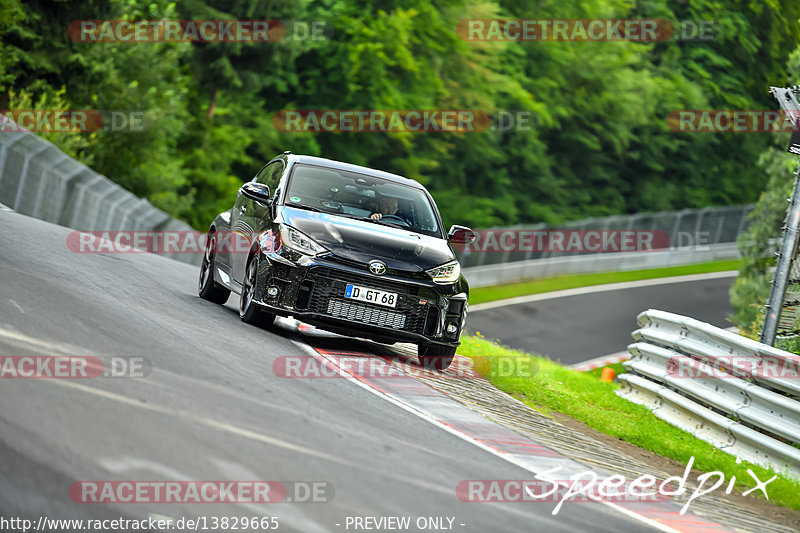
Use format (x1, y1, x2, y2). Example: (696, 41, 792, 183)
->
(289, 206, 413, 230)
(288, 203, 324, 213)
(334, 212, 378, 223)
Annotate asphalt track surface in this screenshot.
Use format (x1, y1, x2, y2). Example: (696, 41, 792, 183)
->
(0, 211, 670, 532)
(468, 275, 736, 365)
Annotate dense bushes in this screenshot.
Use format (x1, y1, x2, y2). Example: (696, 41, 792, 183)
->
(3, 0, 800, 230)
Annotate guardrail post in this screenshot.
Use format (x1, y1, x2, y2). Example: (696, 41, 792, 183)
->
(761, 162, 800, 345)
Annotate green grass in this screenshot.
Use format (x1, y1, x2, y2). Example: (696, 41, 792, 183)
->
(468, 259, 742, 305)
(457, 334, 800, 511)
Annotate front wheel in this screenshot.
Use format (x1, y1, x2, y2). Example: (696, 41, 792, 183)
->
(418, 344, 456, 370)
(239, 255, 275, 329)
(198, 231, 230, 304)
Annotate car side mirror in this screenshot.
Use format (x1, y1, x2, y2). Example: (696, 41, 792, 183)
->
(448, 225, 476, 244)
(240, 182, 271, 205)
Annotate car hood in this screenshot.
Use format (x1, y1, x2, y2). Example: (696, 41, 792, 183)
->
(279, 207, 454, 272)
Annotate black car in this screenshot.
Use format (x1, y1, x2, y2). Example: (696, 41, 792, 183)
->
(198, 152, 476, 369)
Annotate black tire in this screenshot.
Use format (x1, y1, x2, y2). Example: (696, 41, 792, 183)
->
(418, 344, 457, 370)
(198, 231, 230, 304)
(239, 254, 276, 329)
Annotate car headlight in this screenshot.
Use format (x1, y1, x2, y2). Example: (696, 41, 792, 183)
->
(426, 260, 461, 284)
(279, 225, 327, 256)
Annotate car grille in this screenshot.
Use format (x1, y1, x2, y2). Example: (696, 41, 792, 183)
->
(304, 267, 434, 335)
(326, 299, 405, 329)
(325, 255, 430, 280)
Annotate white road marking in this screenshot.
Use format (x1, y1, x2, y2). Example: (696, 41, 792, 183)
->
(8, 299, 24, 314)
(48, 379, 353, 466)
(0, 325, 94, 355)
(209, 458, 329, 532)
(292, 340, 681, 533)
(42, 379, 466, 498)
(469, 270, 739, 312)
(99, 456, 195, 480)
(147, 513, 176, 524)
(570, 350, 630, 371)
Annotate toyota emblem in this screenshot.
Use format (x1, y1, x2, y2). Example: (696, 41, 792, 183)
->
(369, 260, 387, 275)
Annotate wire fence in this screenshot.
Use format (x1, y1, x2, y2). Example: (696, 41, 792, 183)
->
(456, 205, 754, 268)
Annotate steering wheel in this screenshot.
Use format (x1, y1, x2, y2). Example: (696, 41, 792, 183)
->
(379, 214, 410, 226)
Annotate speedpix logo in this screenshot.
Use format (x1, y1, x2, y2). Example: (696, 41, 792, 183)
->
(457, 457, 775, 515)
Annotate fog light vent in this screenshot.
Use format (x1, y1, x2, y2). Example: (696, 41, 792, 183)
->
(295, 279, 314, 310)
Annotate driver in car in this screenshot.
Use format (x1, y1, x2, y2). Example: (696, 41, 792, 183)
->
(370, 195, 406, 223)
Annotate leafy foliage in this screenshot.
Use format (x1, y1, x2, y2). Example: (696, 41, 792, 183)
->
(3, 0, 800, 231)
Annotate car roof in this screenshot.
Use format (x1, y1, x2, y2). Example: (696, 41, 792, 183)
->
(283, 154, 425, 190)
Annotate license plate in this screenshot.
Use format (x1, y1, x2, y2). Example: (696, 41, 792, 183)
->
(344, 284, 398, 308)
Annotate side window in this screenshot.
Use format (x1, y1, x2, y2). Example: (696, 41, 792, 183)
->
(254, 161, 284, 190)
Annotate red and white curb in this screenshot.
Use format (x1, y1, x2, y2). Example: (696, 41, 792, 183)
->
(570, 350, 630, 372)
(569, 328, 740, 372)
(287, 319, 733, 533)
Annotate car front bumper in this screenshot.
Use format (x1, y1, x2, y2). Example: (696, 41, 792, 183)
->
(252, 252, 468, 347)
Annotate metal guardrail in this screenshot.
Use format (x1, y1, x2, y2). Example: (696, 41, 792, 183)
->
(457, 205, 754, 269)
(462, 242, 739, 288)
(458, 205, 752, 287)
(0, 120, 200, 265)
(617, 309, 800, 479)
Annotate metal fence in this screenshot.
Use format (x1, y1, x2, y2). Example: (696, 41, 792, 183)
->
(458, 205, 754, 268)
(459, 206, 752, 287)
(0, 121, 200, 265)
(618, 309, 800, 479)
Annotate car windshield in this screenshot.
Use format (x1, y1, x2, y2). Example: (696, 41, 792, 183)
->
(284, 163, 441, 237)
